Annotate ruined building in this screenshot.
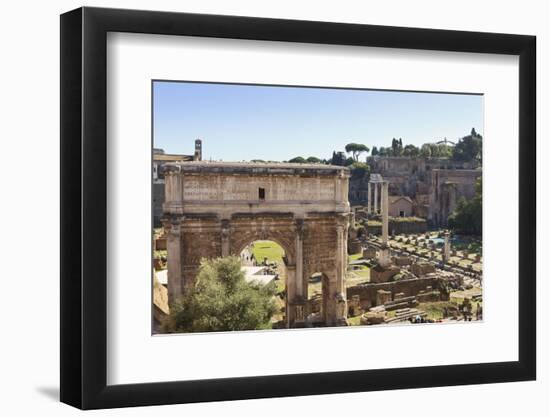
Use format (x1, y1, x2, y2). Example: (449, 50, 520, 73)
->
(350, 156, 481, 227)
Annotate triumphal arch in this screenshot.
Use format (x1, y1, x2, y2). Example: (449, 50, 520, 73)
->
(162, 162, 351, 327)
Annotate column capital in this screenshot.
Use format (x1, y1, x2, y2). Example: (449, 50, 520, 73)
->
(336, 213, 349, 229)
(164, 215, 184, 234)
(295, 218, 305, 239)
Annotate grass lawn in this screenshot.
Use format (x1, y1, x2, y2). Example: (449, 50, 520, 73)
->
(347, 269, 370, 286)
(418, 299, 482, 321)
(348, 252, 363, 262)
(251, 240, 285, 263)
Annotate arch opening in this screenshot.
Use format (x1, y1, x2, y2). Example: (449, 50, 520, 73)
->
(239, 240, 287, 328)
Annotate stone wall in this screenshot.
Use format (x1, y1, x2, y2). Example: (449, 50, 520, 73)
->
(429, 169, 481, 226)
(367, 218, 427, 235)
(364, 156, 481, 226)
(346, 276, 441, 310)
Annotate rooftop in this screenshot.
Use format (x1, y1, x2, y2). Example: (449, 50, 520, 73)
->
(369, 173, 384, 183)
(163, 161, 350, 176)
(389, 196, 414, 204)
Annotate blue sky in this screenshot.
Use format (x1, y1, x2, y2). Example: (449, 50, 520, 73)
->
(153, 81, 483, 162)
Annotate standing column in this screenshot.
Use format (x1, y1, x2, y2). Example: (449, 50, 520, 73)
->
(381, 181, 389, 246)
(291, 219, 306, 326)
(166, 219, 183, 305)
(331, 218, 348, 325)
(374, 182, 379, 214)
(367, 182, 372, 214)
(377, 181, 392, 268)
(285, 266, 296, 328)
(221, 219, 230, 257)
(443, 230, 451, 263)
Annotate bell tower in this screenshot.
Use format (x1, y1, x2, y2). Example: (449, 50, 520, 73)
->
(194, 138, 202, 161)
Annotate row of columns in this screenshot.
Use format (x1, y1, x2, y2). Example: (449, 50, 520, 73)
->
(378, 181, 392, 268)
(367, 181, 384, 214)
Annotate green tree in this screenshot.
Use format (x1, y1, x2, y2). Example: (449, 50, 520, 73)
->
(420, 143, 432, 157)
(390, 138, 404, 156)
(435, 143, 453, 158)
(345, 143, 370, 161)
(350, 161, 370, 176)
(288, 156, 306, 163)
(419, 142, 452, 158)
(448, 177, 482, 235)
(403, 144, 420, 157)
(162, 257, 278, 333)
(331, 151, 347, 166)
(452, 128, 483, 163)
(371, 146, 379, 156)
(344, 156, 355, 166)
(306, 156, 322, 163)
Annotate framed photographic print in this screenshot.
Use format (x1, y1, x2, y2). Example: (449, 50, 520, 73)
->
(60, 6, 536, 410)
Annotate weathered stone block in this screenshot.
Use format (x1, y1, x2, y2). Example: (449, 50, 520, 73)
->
(410, 262, 436, 277)
(363, 247, 377, 259)
(376, 289, 392, 306)
(393, 256, 412, 266)
(360, 311, 387, 325)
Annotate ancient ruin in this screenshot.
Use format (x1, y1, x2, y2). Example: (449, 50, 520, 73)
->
(161, 161, 351, 328)
(153, 139, 202, 226)
(351, 156, 481, 227)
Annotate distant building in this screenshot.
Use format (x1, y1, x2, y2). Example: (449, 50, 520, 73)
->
(388, 196, 414, 217)
(153, 139, 202, 226)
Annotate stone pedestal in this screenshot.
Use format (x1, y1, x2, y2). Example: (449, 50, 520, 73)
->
(378, 245, 392, 268)
(369, 264, 400, 283)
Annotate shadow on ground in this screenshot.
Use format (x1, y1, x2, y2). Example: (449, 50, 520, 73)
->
(36, 386, 59, 401)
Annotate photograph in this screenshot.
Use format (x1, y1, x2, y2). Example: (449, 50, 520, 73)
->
(0, 0, 543, 414)
(151, 81, 484, 334)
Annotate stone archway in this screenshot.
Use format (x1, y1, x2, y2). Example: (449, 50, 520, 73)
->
(162, 162, 351, 328)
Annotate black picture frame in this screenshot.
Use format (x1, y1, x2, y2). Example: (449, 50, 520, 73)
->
(60, 6, 536, 410)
